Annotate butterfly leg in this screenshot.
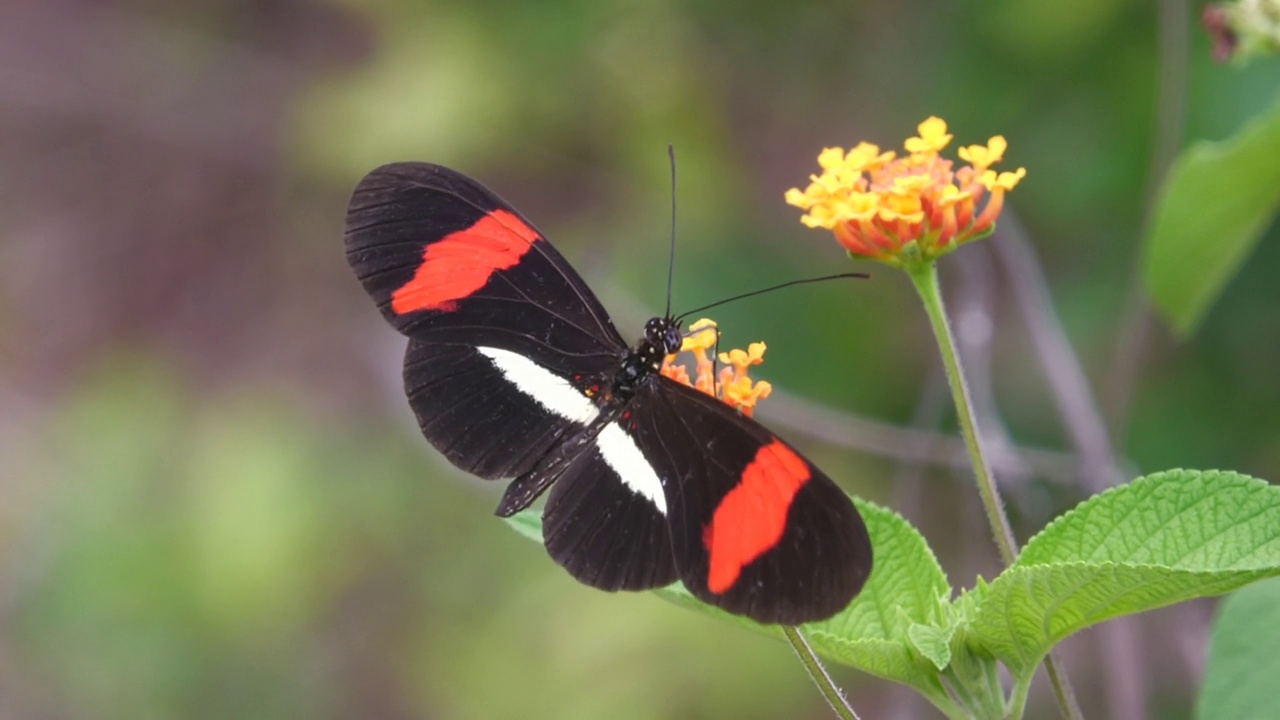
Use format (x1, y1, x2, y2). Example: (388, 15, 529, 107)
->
(493, 412, 617, 517)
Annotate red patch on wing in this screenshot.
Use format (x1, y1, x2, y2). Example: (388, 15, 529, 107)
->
(390, 209, 539, 314)
(702, 440, 811, 594)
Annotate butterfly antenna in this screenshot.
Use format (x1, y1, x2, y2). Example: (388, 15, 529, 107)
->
(675, 272, 870, 321)
(665, 144, 678, 319)
(712, 327, 722, 399)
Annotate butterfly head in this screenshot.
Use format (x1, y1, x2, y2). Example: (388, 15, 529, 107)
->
(644, 317, 684, 357)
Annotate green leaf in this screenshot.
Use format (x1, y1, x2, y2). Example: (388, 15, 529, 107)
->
(1143, 97, 1280, 336)
(506, 498, 954, 699)
(803, 501, 950, 690)
(972, 469, 1280, 675)
(907, 621, 955, 671)
(1197, 577, 1280, 720)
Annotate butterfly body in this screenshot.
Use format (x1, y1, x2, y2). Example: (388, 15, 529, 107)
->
(345, 162, 871, 624)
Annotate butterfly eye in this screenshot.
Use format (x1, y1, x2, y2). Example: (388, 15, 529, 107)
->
(663, 326, 683, 354)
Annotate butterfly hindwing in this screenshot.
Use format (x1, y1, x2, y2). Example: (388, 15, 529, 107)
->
(345, 162, 627, 375)
(404, 337, 680, 589)
(628, 378, 872, 625)
(542, 433, 678, 591)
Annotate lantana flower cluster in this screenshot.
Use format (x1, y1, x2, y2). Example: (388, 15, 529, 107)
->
(785, 116, 1025, 267)
(660, 319, 772, 417)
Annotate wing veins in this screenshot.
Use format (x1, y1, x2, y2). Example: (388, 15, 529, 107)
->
(396, 176, 625, 350)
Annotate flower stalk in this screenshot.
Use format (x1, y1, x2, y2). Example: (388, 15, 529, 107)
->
(906, 262, 1019, 564)
(910, 261, 1082, 719)
(782, 626, 861, 720)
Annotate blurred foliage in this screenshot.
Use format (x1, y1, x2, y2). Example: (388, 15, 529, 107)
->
(3, 0, 1280, 718)
(1144, 96, 1280, 335)
(12, 356, 825, 719)
(1198, 577, 1280, 720)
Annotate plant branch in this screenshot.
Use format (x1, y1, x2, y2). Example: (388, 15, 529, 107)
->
(1043, 653, 1086, 720)
(762, 389, 1085, 487)
(594, 280, 1090, 487)
(992, 223, 1128, 492)
(951, 246, 1036, 495)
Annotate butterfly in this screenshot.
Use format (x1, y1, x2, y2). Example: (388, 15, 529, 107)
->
(344, 163, 872, 624)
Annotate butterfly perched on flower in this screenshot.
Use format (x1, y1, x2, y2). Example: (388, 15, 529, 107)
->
(344, 163, 871, 624)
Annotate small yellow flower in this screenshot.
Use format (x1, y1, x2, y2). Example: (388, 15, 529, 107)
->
(785, 116, 1027, 267)
(958, 136, 1008, 171)
(682, 318, 719, 352)
(904, 116, 954, 155)
(816, 146, 842, 168)
(845, 142, 896, 173)
(718, 342, 765, 368)
(935, 183, 971, 207)
(980, 167, 1027, 191)
(661, 320, 773, 416)
(845, 192, 882, 220)
(721, 375, 773, 417)
(879, 192, 924, 223)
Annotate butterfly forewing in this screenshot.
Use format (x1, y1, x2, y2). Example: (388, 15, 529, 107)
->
(628, 378, 872, 625)
(345, 162, 627, 375)
(347, 163, 626, 481)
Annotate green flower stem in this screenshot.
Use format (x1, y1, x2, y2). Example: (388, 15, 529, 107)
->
(906, 262, 1019, 564)
(1009, 673, 1035, 720)
(906, 261, 1083, 720)
(782, 626, 860, 720)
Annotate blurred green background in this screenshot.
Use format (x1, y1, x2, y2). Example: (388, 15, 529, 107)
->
(2, 1, 1278, 718)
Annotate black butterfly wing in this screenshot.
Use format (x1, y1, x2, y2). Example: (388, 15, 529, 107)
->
(345, 162, 628, 375)
(346, 163, 628, 481)
(399, 340, 587, 479)
(541, 429, 678, 591)
(627, 377, 872, 625)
